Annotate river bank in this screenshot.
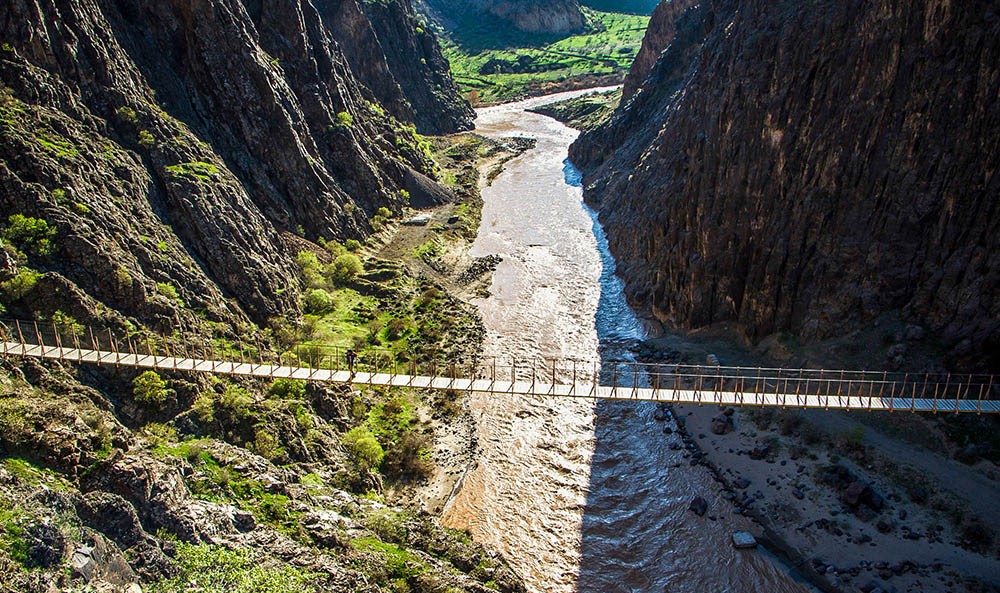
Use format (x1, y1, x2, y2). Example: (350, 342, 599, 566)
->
(636, 327, 1000, 593)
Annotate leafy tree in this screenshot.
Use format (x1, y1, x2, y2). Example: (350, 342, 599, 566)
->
(268, 378, 306, 400)
(343, 425, 384, 471)
(3, 214, 55, 256)
(133, 370, 172, 405)
(329, 254, 363, 285)
(0, 269, 40, 300)
(303, 288, 332, 314)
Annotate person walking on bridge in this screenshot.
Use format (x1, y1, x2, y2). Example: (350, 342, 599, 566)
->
(345, 348, 357, 377)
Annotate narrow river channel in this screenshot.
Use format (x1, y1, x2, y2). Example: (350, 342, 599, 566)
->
(441, 90, 815, 593)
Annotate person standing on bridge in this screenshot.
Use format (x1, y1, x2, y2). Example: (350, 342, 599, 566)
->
(346, 348, 357, 377)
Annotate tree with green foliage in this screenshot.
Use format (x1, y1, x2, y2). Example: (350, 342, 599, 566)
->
(335, 111, 353, 127)
(329, 254, 363, 285)
(343, 425, 384, 471)
(0, 269, 40, 301)
(303, 288, 333, 314)
(268, 378, 306, 400)
(3, 214, 55, 256)
(133, 370, 172, 405)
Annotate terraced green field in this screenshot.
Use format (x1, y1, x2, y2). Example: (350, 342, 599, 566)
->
(443, 9, 649, 105)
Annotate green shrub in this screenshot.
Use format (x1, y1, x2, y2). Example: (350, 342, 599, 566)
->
(0, 269, 40, 300)
(250, 428, 285, 462)
(155, 281, 182, 304)
(268, 378, 306, 400)
(376, 207, 392, 219)
(329, 254, 363, 285)
(3, 214, 55, 256)
(133, 370, 172, 405)
(345, 239, 362, 252)
(114, 265, 133, 288)
(115, 106, 138, 124)
(343, 425, 384, 471)
(335, 111, 354, 128)
(140, 422, 179, 445)
(295, 250, 326, 289)
(137, 129, 155, 148)
(303, 288, 332, 314)
(220, 384, 253, 413)
(51, 310, 83, 339)
(50, 188, 67, 204)
(193, 391, 216, 424)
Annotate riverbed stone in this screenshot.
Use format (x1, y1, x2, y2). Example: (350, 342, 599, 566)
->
(688, 496, 708, 516)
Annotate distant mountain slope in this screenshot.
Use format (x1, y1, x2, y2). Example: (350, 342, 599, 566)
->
(579, 0, 660, 15)
(421, 0, 588, 38)
(571, 0, 1000, 370)
(0, 0, 470, 333)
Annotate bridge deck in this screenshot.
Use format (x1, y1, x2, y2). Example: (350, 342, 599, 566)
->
(5, 342, 998, 414)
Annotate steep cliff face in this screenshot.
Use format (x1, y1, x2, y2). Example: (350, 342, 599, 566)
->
(572, 0, 1000, 368)
(0, 0, 470, 331)
(620, 0, 698, 101)
(319, 0, 475, 134)
(423, 0, 588, 35)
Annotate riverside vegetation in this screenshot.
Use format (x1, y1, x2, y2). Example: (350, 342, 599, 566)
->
(0, 129, 528, 593)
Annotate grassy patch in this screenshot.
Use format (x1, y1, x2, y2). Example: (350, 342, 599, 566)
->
(0, 498, 30, 569)
(2, 458, 72, 492)
(149, 542, 316, 593)
(165, 161, 221, 182)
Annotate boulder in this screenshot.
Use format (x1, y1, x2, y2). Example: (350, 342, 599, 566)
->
(688, 496, 708, 516)
(749, 445, 770, 460)
(710, 413, 733, 435)
(732, 531, 757, 549)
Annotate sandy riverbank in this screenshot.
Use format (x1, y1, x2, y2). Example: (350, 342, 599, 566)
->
(640, 327, 1000, 593)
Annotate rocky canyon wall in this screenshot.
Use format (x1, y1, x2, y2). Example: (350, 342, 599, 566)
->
(0, 0, 470, 332)
(571, 0, 1000, 369)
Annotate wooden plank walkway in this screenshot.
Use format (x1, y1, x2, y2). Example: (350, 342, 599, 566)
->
(4, 341, 999, 414)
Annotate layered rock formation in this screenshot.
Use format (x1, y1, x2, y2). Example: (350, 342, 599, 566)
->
(423, 0, 588, 35)
(0, 0, 470, 332)
(319, 0, 475, 134)
(572, 0, 1000, 369)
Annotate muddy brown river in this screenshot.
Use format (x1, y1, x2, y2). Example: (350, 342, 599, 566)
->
(441, 90, 815, 593)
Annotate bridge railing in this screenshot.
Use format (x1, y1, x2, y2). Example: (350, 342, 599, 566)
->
(0, 318, 996, 411)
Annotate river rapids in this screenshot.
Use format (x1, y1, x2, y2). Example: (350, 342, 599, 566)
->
(441, 90, 814, 593)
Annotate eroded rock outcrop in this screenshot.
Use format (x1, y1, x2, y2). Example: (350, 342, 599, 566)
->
(0, 0, 470, 329)
(572, 0, 1000, 369)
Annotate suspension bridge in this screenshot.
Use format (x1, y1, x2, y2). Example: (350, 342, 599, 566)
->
(0, 319, 996, 413)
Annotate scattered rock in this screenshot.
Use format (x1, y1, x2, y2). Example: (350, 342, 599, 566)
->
(732, 531, 757, 549)
(749, 445, 770, 460)
(711, 414, 733, 435)
(688, 496, 708, 516)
